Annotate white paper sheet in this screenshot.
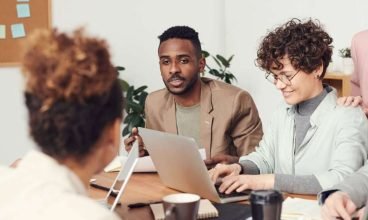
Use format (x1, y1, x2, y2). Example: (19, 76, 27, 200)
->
(104, 148, 206, 173)
(281, 197, 321, 220)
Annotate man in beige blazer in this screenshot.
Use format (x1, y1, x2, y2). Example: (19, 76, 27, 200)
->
(125, 26, 263, 166)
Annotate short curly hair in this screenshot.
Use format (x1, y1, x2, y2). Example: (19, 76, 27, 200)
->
(22, 29, 123, 162)
(158, 26, 202, 58)
(256, 18, 333, 79)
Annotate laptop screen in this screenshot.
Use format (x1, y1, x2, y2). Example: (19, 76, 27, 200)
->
(102, 142, 139, 211)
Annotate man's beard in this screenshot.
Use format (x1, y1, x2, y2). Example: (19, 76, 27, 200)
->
(163, 73, 199, 96)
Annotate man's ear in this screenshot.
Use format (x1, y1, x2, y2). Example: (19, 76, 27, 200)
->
(199, 57, 206, 73)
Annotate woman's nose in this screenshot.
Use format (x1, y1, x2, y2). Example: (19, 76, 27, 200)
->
(275, 78, 287, 90)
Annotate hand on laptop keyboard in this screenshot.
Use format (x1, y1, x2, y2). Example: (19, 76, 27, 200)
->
(215, 183, 250, 198)
(208, 163, 242, 185)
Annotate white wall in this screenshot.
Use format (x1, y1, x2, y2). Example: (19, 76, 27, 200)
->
(1, 0, 367, 164)
(0, 68, 37, 165)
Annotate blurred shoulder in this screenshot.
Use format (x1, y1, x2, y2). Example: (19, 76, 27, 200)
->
(0, 166, 13, 181)
(202, 77, 252, 99)
(50, 194, 120, 220)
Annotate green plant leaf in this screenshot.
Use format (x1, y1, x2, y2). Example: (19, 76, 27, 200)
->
(212, 56, 222, 68)
(227, 55, 234, 63)
(131, 116, 145, 128)
(133, 86, 148, 95)
(116, 66, 126, 71)
(125, 105, 131, 114)
(338, 48, 351, 58)
(139, 92, 148, 106)
(123, 113, 138, 123)
(126, 86, 134, 100)
(216, 55, 230, 68)
(122, 126, 130, 136)
(133, 95, 140, 102)
(209, 69, 221, 77)
(128, 100, 144, 113)
(202, 50, 210, 58)
(118, 79, 130, 92)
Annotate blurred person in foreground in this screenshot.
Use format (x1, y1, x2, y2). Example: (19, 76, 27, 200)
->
(0, 29, 123, 220)
(320, 164, 368, 220)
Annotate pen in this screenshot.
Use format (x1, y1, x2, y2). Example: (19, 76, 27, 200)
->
(128, 200, 162, 208)
(89, 182, 118, 197)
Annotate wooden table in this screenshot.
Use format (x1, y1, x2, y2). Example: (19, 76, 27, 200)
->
(89, 172, 179, 219)
(88, 172, 316, 219)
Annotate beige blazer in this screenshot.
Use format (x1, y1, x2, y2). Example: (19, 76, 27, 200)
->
(145, 77, 263, 158)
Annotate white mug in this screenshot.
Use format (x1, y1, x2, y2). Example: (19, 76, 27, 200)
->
(163, 193, 200, 220)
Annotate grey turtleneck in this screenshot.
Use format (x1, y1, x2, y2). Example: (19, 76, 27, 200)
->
(294, 88, 328, 152)
(240, 88, 329, 194)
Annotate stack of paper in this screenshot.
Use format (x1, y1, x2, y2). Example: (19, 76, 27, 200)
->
(282, 197, 321, 220)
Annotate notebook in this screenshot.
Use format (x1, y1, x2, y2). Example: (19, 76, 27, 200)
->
(139, 127, 250, 203)
(97, 142, 139, 211)
(150, 199, 218, 220)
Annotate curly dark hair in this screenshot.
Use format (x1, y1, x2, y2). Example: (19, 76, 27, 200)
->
(158, 26, 202, 58)
(22, 29, 123, 162)
(256, 18, 333, 79)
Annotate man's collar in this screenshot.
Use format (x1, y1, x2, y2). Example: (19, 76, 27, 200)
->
(199, 77, 214, 114)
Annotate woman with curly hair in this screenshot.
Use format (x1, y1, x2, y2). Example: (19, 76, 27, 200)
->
(0, 29, 123, 219)
(209, 18, 368, 195)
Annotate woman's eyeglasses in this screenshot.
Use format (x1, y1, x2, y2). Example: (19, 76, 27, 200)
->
(265, 70, 300, 86)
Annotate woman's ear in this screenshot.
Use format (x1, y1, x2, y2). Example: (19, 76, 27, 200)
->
(99, 118, 122, 155)
(102, 118, 122, 165)
(109, 118, 122, 150)
(313, 64, 323, 79)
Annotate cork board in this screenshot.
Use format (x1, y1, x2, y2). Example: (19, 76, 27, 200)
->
(0, 0, 51, 66)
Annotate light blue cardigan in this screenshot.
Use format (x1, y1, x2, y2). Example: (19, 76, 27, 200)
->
(240, 89, 368, 189)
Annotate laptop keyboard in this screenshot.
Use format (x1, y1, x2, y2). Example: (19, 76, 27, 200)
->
(215, 184, 251, 198)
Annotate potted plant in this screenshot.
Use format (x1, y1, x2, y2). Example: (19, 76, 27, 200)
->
(116, 66, 148, 136)
(202, 50, 237, 85)
(338, 47, 354, 74)
(338, 48, 351, 58)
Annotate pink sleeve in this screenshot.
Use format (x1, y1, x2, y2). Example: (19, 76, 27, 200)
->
(350, 30, 368, 108)
(350, 34, 360, 96)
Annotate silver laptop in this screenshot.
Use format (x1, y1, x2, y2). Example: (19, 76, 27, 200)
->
(98, 142, 139, 211)
(139, 127, 250, 203)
